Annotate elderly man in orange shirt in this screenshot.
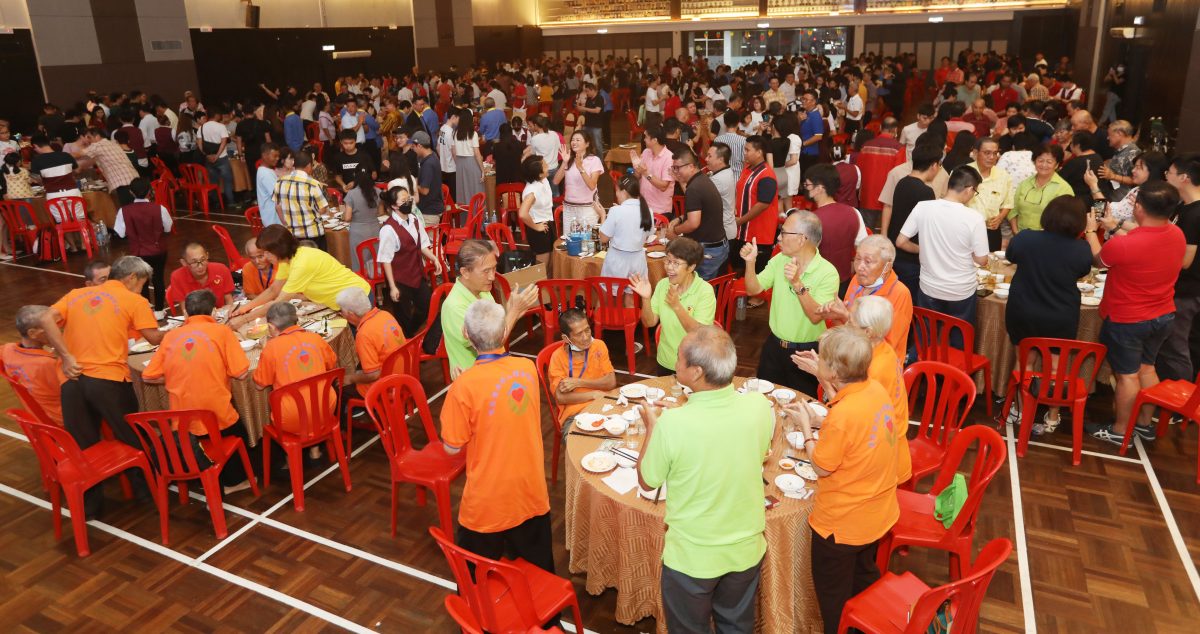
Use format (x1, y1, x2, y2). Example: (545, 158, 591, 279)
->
(142, 289, 254, 492)
(240, 238, 278, 299)
(1, 305, 67, 425)
(546, 308, 616, 433)
(816, 234, 913, 362)
(336, 287, 405, 398)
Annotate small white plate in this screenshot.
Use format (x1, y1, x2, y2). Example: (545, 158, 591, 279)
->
(795, 463, 818, 481)
(621, 407, 641, 422)
(992, 250, 1006, 258)
(638, 484, 666, 500)
(643, 387, 666, 401)
(775, 473, 805, 494)
(1081, 296, 1102, 306)
(996, 282, 1011, 291)
(239, 339, 257, 352)
(612, 448, 639, 469)
(770, 388, 796, 404)
(581, 451, 617, 473)
(647, 251, 666, 259)
(620, 384, 647, 399)
(129, 341, 154, 354)
(574, 413, 607, 431)
(807, 402, 828, 418)
(744, 378, 774, 393)
(1077, 282, 1095, 293)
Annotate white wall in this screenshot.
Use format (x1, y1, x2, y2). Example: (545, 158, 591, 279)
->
(0, 0, 31, 28)
(183, 0, 415, 29)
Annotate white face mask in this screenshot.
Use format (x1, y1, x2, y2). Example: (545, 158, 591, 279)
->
(868, 274, 886, 288)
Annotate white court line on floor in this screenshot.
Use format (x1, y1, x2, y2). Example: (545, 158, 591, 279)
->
(0, 261, 85, 277)
(1004, 420, 1038, 633)
(1133, 437, 1200, 603)
(1022, 439, 1143, 464)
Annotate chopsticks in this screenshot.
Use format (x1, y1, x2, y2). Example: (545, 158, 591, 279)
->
(786, 455, 812, 465)
(568, 431, 621, 440)
(610, 448, 639, 463)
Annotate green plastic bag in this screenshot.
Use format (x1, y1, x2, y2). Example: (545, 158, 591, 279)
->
(934, 473, 967, 528)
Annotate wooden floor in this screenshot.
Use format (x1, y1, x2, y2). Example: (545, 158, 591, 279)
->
(0, 205, 1198, 634)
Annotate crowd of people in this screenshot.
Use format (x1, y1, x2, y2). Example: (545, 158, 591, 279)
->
(1, 43, 1194, 633)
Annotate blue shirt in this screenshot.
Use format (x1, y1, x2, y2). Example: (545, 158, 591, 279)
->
(283, 113, 305, 152)
(420, 108, 439, 139)
(363, 113, 381, 147)
(255, 166, 281, 226)
(600, 89, 613, 113)
(800, 108, 823, 156)
(478, 108, 506, 142)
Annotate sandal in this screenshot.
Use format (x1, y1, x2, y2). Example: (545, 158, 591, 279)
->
(1032, 412, 1059, 436)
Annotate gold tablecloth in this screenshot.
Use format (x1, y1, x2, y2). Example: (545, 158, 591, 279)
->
(550, 240, 667, 286)
(31, 191, 119, 228)
(564, 376, 821, 634)
(326, 228, 352, 267)
(231, 158, 252, 193)
(127, 314, 358, 446)
(604, 145, 639, 172)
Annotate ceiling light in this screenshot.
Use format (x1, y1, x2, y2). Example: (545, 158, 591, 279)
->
(322, 44, 335, 51)
(597, 28, 608, 33)
(757, 22, 770, 28)
(928, 16, 944, 23)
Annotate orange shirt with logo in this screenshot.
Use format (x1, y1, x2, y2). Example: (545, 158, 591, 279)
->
(142, 315, 250, 433)
(547, 341, 615, 424)
(253, 325, 339, 433)
(241, 262, 278, 298)
(353, 308, 406, 394)
(50, 280, 159, 382)
(1, 343, 67, 425)
(441, 352, 549, 533)
(843, 270, 913, 361)
(809, 379, 909, 545)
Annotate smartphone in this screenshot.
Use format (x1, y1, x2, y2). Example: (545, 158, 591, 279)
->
(1091, 200, 1107, 217)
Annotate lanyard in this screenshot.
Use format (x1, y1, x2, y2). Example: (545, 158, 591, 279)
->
(476, 352, 509, 364)
(847, 276, 891, 304)
(568, 346, 589, 378)
(257, 265, 274, 289)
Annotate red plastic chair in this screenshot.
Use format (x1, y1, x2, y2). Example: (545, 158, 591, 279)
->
(588, 276, 650, 373)
(723, 278, 771, 333)
(486, 222, 517, 252)
(447, 192, 487, 242)
(420, 283, 455, 385)
(708, 273, 736, 329)
(999, 337, 1107, 466)
(366, 374, 466, 537)
(164, 285, 186, 317)
(305, 121, 320, 144)
(45, 196, 96, 259)
(151, 178, 178, 218)
(211, 224, 248, 269)
(261, 368, 352, 511)
(910, 307, 993, 419)
(126, 409, 260, 540)
(878, 425, 1006, 580)
(0, 200, 53, 260)
(344, 335, 423, 455)
(536, 279, 594, 346)
(903, 361, 977, 489)
(672, 195, 686, 219)
(8, 409, 165, 557)
(536, 341, 567, 484)
(840, 538, 1013, 634)
(493, 274, 539, 344)
(426, 223, 451, 285)
(495, 182, 525, 241)
(355, 237, 387, 294)
(444, 595, 485, 634)
(430, 526, 585, 634)
(244, 205, 264, 235)
(652, 213, 671, 231)
(625, 110, 644, 142)
(150, 156, 171, 179)
(553, 205, 563, 234)
(325, 187, 344, 206)
(179, 163, 224, 217)
(441, 184, 457, 221)
(1118, 369, 1200, 482)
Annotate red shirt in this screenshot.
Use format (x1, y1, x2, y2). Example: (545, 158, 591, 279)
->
(169, 262, 236, 307)
(991, 87, 1019, 112)
(1099, 224, 1186, 323)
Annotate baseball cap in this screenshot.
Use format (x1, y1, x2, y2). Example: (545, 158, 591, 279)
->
(411, 131, 432, 147)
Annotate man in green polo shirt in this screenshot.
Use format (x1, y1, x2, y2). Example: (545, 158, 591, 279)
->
(441, 240, 539, 378)
(740, 209, 839, 396)
(631, 237, 717, 376)
(636, 326, 773, 632)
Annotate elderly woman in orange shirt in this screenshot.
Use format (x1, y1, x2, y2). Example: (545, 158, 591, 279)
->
(816, 234, 913, 362)
(784, 327, 912, 634)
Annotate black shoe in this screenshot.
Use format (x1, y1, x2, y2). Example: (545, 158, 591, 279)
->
(1133, 424, 1157, 442)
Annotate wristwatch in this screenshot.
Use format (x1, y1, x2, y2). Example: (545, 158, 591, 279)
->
(793, 284, 808, 296)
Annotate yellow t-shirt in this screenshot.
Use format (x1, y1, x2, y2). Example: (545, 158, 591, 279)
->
(280, 247, 370, 309)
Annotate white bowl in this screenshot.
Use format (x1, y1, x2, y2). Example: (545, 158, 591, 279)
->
(770, 388, 797, 405)
(603, 417, 629, 435)
(996, 282, 1011, 291)
(581, 451, 617, 473)
(992, 250, 1006, 258)
(239, 339, 257, 352)
(1081, 296, 1102, 306)
(1077, 282, 1095, 293)
(612, 448, 638, 469)
(994, 289, 1010, 299)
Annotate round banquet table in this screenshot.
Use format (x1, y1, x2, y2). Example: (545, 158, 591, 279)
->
(127, 302, 359, 446)
(564, 376, 823, 634)
(325, 228, 353, 268)
(230, 158, 252, 193)
(604, 144, 639, 172)
(972, 262, 1109, 395)
(550, 240, 668, 287)
(30, 190, 119, 228)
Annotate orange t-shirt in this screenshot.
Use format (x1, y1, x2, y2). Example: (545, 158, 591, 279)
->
(142, 315, 250, 433)
(1, 343, 67, 425)
(241, 262, 278, 298)
(809, 379, 909, 545)
(353, 308, 405, 394)
(441, 352, 549, 533)
(253, 325, 339, 433)
(50, 280, 159, 382)
(843, 270, 913, 361)
(547, 341, 615, 424)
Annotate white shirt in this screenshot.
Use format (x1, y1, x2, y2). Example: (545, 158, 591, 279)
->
(845, 94, 864, 121)
(200, 120, 229, 145)
(114, 198, 174, 238)
(341, 111, 365, 143)
(708, 166, 738, 240)
(453, 133, 479, 158)
(522, 179, 553, 223)
(645, 86, 661, 113)
(898, 198, 989, 301)
(377, 211, 430, 264)
(529, 131, 560, 170)
(437, 124, 456, 173)
(300, 99, 317, 121)
(487, 88, 507, 110)
(397, 86, 414, 104)
(780, 82, 796, 105)
(138, 114, 159, 148)
(899, 122, 927, 158)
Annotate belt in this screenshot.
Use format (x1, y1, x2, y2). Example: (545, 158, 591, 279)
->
(699, 239, 728, 248)
(771, 333, 807, 350)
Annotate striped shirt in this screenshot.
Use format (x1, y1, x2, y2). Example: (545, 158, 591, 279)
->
(83, 139, 138, 189)
(272, 170, 329, 239)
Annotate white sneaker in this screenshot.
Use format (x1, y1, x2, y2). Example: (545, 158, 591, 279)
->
(154, 310, 166, 320)
(633, 342, 644, 354)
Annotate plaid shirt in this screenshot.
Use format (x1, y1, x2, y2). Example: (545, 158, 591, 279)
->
(272, 170, 329, 239)
(84, 139, 139, 189)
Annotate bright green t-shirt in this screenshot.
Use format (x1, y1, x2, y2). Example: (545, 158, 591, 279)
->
(441, 280, 496, 373)
(650, 273, 716, 370)
(639, 385, 774, 578)
(1012, 172, 1074, 232)
(279, 246, 371, 309)
(758, 251, 839, 343)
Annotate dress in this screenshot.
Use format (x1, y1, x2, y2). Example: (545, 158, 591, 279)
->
(599, 199, 651, 279)
(1004, 230, 1093, 344)
(785, 134, 803, 197)
(344, 187, 381, 274)
(454, 133, 483, 204)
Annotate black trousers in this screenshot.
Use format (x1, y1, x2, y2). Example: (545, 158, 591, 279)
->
(306, 234, 328, 251)
(172, 418, 252, 487)
(391, 277, 432, 338)
(757, 334, 819, 397)
(661, 558, 763, 634)
(457, 511, 556, 575)
(140, 252, 167, 311)
(442, 171, 457, 204)
(729, 239, 771, 275)
(61, 375, 149, 511)
(810, 529, 882, 634)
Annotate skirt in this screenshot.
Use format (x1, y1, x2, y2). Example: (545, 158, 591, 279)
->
(561, 202, 599, 237)
(600, 248, 648, 280)
(775, 166, 790, 200)
(786, 164, 802, 197)
(454, 155, 483, 203)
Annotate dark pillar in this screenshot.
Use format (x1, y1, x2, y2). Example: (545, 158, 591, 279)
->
(411, 0, 476, 72)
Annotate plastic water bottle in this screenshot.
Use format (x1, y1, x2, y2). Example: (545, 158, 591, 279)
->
(93, 222, 110, 248)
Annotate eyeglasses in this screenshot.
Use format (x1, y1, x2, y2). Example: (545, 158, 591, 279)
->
(670, 163, 693, 171)
(186, 257, 209, 266)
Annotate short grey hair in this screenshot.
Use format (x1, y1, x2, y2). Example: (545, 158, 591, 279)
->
(456, 240, 494, 274)
(1110, 119, 1135, 137)
(15, 305, 47, 337)
(110, 255, 153, 281)
(266, 301, 298, 330)
(857, 234, 896, 263)
(789, 210, 822, 245)
(850, 296, 894, 341)
(464, 301, 506, 351)
(679, 325, 737, 387)
(818, 326, 872, 383)
(335, 287, 373, 316)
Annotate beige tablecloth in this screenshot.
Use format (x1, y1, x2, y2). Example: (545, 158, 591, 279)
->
(127, 311, 358, 446)
(550, 240, 667, 287)
(604, 145, 640, 172)
(231, 158, 252, 193)
(564, 376, 821, 634)
(31, 191, 119, 228)
(326, 228, 352, 267)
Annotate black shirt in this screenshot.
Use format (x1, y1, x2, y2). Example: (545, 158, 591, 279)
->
(326, 149, 376, 184)
(492, 139, 524, 184)
(1175, 201, 1200, 297)
(769, 137, 789, 169)
(235, 118, 271, 162)
(1005, 229, 1093, 343)
(30, 151, 78, 195)
(1059, 154, 1102, 202)
(889, 175, 934, 263)
(416, 154, 443, 215)
(682, 172, 725, 243)
(383, 148, 418, 181)
(1025, 118, 1054, 144)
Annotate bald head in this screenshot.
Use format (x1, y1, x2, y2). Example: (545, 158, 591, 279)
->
(245, 237, 269, 271)
(1070, 110, 1096, 132)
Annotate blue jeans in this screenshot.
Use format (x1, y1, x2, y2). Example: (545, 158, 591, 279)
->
(915, 291, 978, 351)
(208, 156, 234, 204)
(696, 240, 729, 281)
(583, 126, 604, 158)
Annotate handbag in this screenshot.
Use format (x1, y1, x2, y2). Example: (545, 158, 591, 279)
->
(497, 248, 536, 273)
(933, 472, 967, 529)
